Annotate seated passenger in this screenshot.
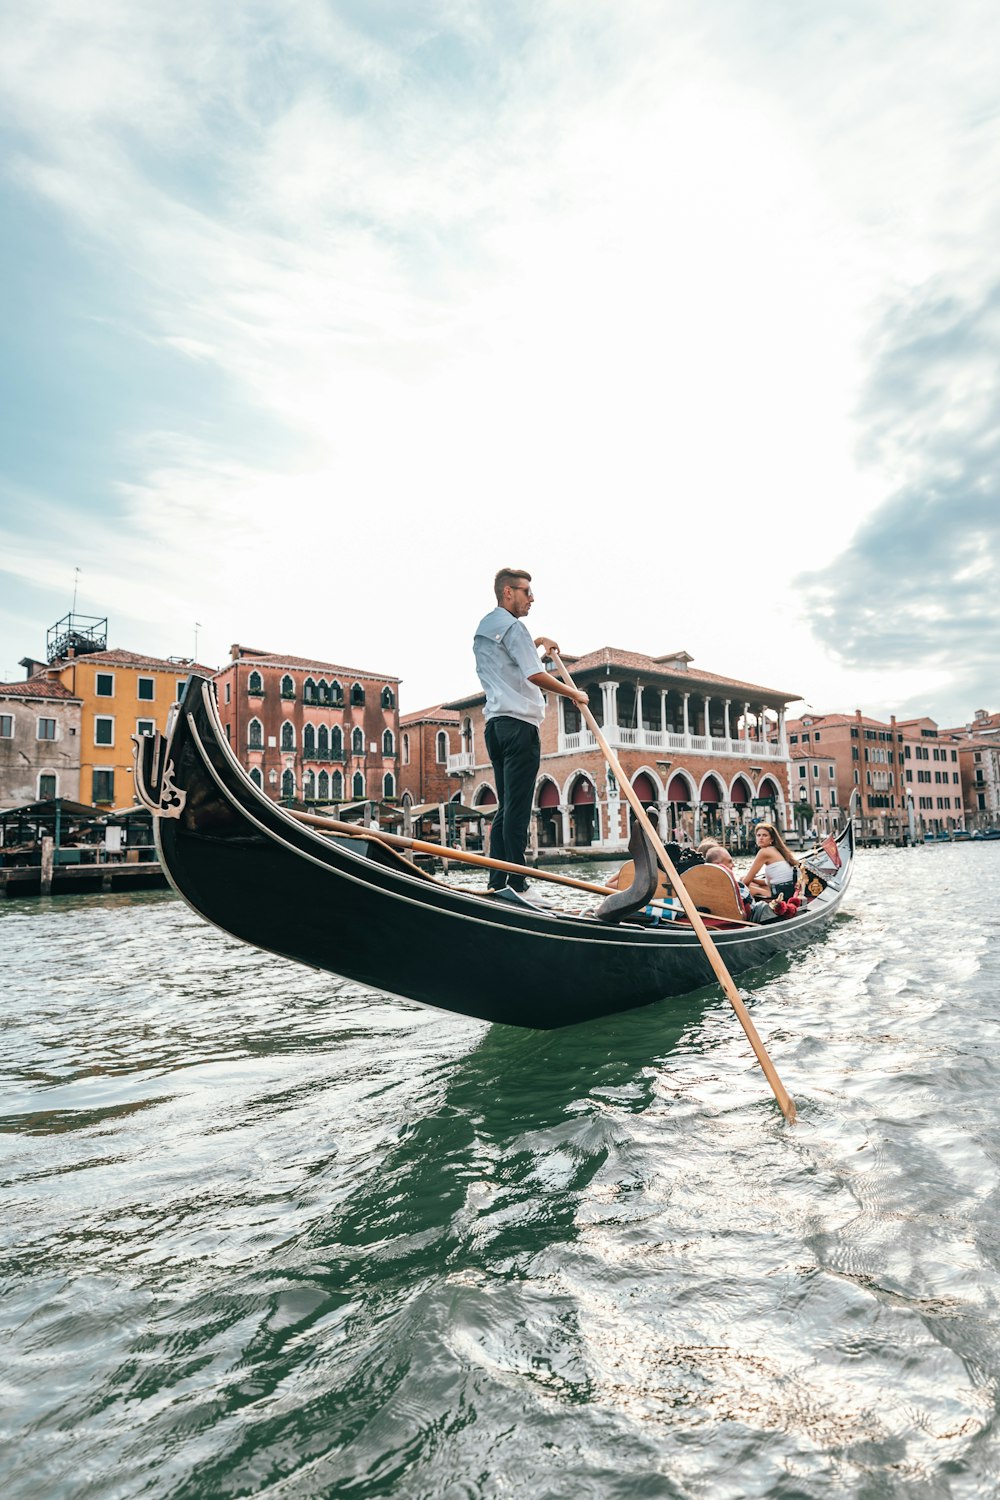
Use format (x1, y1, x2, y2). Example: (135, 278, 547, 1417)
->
(744, 821, 798, 900)
(703, 844, 752, 911)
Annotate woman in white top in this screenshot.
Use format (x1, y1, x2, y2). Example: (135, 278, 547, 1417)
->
(744, 821, 798, 900)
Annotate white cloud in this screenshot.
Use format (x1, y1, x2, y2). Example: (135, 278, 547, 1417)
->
(1, 1, 999, 718)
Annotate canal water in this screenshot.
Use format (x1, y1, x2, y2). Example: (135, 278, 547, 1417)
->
(3, 843, 1000, 1498)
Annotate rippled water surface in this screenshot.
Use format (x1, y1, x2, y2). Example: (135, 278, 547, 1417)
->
(4, 844, 1000, 1498)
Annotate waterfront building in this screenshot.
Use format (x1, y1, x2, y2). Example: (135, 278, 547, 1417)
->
(786, 712, 897, 835)
(956, 738, 1000, 828)
(789, 741, 840, 837)
(0, 678, 83, 808)
(895, 716, 965, 836)
(214, 645, 400, 805)
(16, 614, 211, 807)
(940, 710, 1000, 830)
(786, 710, 966, 839)
(398, 706, 460, 809)
(445, 646, 797, 852)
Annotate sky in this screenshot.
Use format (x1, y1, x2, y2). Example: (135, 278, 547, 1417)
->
(0, 0, 997, 726)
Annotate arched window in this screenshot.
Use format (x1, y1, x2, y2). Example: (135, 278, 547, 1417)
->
(332, 769, 343, 800)
(352, 726, 364, 755)
(462, 717, 473, 750)
(280, 720, 295, 751)
(248, 670, 263, 696)
(353, 770, 365, 797)
(248, 718, 263, 750)
(303, 723, 315, 756)
(331, 724, 343, 759)
(436, 730, 448, 763)
(317, 679, 329, 704)
(383, 772, 395, 798)
(331, 681, 343, 706)
(317, 724, 329, 756)
(249, 766, 263, 788)
(304, 677, 317, 704)
(382, 728, 394, 756)
(318, 770, 329, 800)
(381, 686, 395, 709)
(303, 769, 316, 800)
(281, 769, 295, 799)
(402, 733, 410, 765)
(350, 683, 365, 707)
(280, 674, 295, 700)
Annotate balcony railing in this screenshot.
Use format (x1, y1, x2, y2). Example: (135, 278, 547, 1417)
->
(448, 732, 788, 772)
(557, 729, 788, 758)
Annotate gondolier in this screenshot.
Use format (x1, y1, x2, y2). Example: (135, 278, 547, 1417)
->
(474, 568, 588, 893)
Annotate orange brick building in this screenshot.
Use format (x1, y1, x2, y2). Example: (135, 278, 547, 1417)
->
(399, 706, 460, 808)
(214, 646, 400, 805)
(444, 646, 798, 852)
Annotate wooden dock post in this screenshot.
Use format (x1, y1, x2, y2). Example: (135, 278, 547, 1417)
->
(40, 837, 54, 896)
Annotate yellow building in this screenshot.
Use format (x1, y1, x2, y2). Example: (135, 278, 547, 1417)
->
(46, 649, 212, 807)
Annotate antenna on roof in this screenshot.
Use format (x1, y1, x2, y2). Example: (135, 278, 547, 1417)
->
(194, 622, 202, 660)
(72, 566, 80, 613)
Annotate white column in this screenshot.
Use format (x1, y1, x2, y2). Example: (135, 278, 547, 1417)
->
(724, 699, 732, 743)
(682, 692, 690, 737)
(660, 690, 667, 735)
(743, 702, 751, 745)
(600, 680, 618, 738)
(559, 803, 572, 847)
(636, 683, 644, 740)
(778, 707, 788, 755)
(703, 694, 711, 739)
(657, 802, 669, 838)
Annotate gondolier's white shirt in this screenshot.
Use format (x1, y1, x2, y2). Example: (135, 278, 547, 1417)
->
(473, 608, 545, 725)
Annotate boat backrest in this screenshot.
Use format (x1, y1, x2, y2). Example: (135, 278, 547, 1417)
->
(677, 863, 746, 921)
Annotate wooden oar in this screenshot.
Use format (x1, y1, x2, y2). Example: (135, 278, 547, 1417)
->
(549, 651, 797, 1122)
(284, 806, 622, 899)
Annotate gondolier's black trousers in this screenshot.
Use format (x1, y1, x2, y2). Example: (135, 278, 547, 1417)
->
(484, 716, 541, 891)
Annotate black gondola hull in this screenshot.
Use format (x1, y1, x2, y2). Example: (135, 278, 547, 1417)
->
(142, 679, 855, 1029)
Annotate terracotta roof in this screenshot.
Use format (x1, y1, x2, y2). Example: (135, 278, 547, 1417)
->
(955, 735, 1000, 751)
(222, 647, 399, 681)
(48, 649, 217, 675)
(400, 705, 460, 726)
(789, 743, 835, 760)
(557, 646, 798, 698)
(446, 645, 798, 709)
(0, 678, 81, 701)
(940, 713, 1000, 738)
(787, 713, 889, 731)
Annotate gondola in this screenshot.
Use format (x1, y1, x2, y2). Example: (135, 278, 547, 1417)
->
(134, 676, 855, 1030)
